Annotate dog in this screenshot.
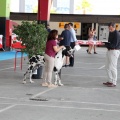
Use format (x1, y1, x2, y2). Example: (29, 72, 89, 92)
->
(23, 55, 45, 84)
(54, 46, 75, 86)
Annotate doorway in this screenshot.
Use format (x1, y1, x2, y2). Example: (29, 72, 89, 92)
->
(81, 23, 92, 40)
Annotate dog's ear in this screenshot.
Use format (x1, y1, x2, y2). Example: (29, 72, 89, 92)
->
(43, 58, 45, 62)
(29, 56, 37, 63)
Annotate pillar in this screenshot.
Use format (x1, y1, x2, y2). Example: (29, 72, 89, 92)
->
(0, 0, 11, 50)
(37, 0, 52, 28)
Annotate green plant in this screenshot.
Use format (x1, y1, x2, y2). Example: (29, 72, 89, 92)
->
(13, 21, 48, 58)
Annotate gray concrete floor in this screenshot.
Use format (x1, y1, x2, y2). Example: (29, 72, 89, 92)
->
(0, 47, 120, 120)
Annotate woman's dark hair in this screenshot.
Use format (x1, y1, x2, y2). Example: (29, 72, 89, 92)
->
(47, 29, 58, 41)
(89, 27, 92, 31)
(93, 28, 96, 31)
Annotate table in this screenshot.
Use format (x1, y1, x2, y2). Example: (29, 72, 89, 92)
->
(11, 42, 26, 71)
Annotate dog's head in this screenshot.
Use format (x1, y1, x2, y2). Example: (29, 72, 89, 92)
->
(35, 55, 45, 65)
(62, 46, 75, 57)
(29, 55, 45, 66)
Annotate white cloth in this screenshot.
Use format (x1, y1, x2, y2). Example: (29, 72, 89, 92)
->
(105, 50, 120, 85)
(74, 44, 81, 51)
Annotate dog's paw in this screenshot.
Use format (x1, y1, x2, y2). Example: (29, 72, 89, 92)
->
(30, 80, 34, 83)
(54, 82, 58, 85)
(58, 83, 64, 86)
(22, 80, 26, 84)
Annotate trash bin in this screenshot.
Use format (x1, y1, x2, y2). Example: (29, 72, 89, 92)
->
(32, 66, 43, 79)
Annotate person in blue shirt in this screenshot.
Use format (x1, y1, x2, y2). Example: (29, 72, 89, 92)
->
(47, 24, 51, 33)
(60, 24, 71, 67)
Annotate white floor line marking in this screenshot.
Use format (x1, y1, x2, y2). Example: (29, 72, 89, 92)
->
(0, 97, 30, 102)
(75, 62, 103, 64)
(0, 70, 25, 73)
(0, 66, 20, 71)
(62, 74, 120, 79)
(1, 100, 120, 107)
(1, 102, 120, 113)
(98, 65, 105, 69)
(31, 88, 56, 99)
(68, 67, 100, 70)
(0, 97, 23, 100)
(62, 74, 106, 78)
(12, 104, 120, 113)
(56, 101, 120, 107)
(0, 104, 16, 113)
(70, 86, 119, 91)
(1, 101, 120, 112)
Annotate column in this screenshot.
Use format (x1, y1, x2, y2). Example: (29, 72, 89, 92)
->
(0, 0, 11, 50)
(37, 0, 52, 28)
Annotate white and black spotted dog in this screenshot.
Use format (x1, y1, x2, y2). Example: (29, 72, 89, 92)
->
(54, 46, 75, 86)
(23, 55, 45, 84)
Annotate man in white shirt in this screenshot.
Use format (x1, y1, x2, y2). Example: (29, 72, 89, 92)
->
(68, 23, 78, 67)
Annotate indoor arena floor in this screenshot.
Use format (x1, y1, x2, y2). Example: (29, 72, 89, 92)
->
(0, 46, 120, 120)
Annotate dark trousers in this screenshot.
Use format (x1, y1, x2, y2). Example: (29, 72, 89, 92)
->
(70, 42, 75, 66)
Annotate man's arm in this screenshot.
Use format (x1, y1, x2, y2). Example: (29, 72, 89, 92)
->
(105, 31, 118, 49)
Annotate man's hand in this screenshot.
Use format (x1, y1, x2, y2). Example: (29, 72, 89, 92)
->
(57, 37, 63, 41)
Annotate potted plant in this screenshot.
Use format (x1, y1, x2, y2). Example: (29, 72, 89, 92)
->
(13, 21, 48, 78)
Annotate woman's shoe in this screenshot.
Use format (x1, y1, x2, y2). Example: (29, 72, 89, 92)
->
(88, 52, 91, 54)
(86, 49, 88, 53)
(42, 82, 48, 87)
(62, 65, 66, 67)
(48, 84, 58, 88)
(65, 64, 69, 67)
(94, 52, 97, 54)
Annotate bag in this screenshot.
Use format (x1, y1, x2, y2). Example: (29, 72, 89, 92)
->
(74, 44, 81, 51)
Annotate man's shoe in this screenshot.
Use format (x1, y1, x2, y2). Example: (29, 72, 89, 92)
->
(69, 65, 73, 67)
(107, 83, 116, 87)
(65, 65, 69, 67)
(103, 82, 112, 85)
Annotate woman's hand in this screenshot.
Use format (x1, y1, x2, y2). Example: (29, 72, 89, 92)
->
(53, 45, 65, 53)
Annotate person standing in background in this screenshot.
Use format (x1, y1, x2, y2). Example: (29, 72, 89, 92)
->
(93, 28, 98, 54)
(47, 24, 51, 33)
(68, 22, 78, 67)
(87, 27, 94, 54)
(103, 22, 120, 87)
(60, 24, 72, 67)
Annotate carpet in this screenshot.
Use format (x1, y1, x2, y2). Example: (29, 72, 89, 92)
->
(0, 51, 27, 61)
